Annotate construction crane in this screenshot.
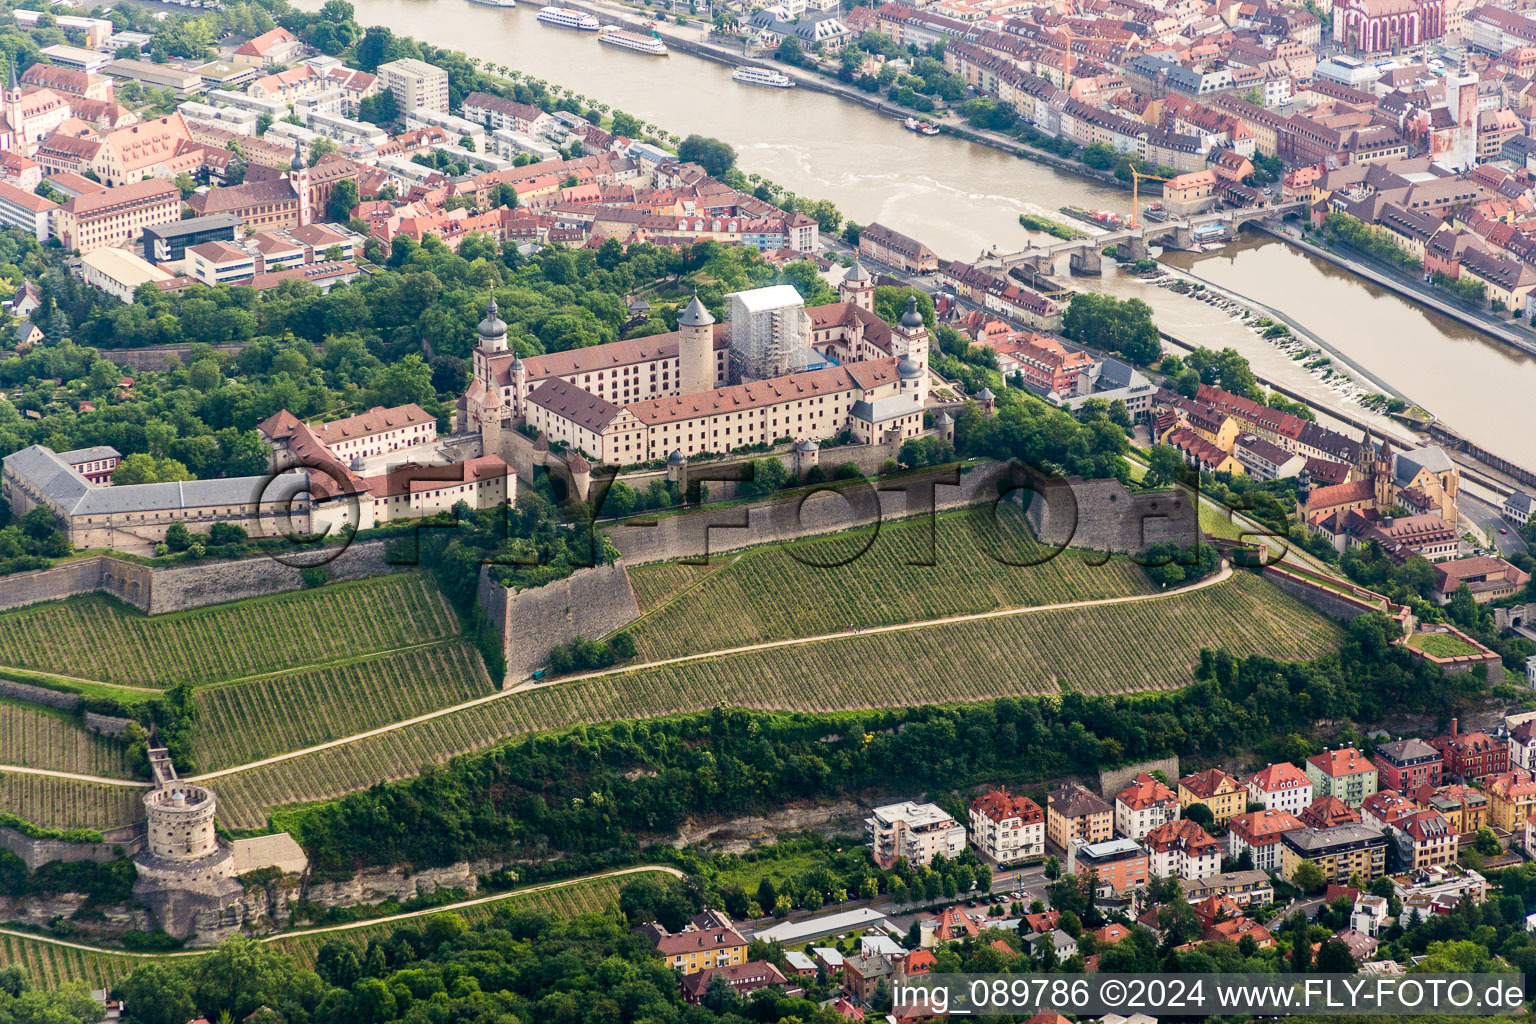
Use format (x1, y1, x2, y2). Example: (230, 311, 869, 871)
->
(1128, 166, 1171, 229)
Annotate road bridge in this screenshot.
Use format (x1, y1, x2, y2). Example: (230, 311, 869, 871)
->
(995, 200, 1308, 278)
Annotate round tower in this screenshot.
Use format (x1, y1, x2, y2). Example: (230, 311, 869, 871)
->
(974, 386, 996, 417)
(936, 409, 955, 443)
(839, 259, 875, 311)
(793, 437, 819, 477)
(677, 294, 715, 395)
(144, 784, 220, 860)
(897, 352, 927, 408)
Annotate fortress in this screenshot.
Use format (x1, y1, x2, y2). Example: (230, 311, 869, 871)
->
(459, 263, 941, 469)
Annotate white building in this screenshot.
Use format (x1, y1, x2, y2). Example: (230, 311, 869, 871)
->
(1114, 772, 1180, 841)
(377, 58, 449, 113)
(727, 284, 814, 380)
(867, 801, 966, 869)
(81, 247, 174, 302)
(1144, 819, 1222, 883)
(0, 179, 56, 242)
(1247, 762, 1314, 814)
(1504, 491, 1534, 527)
(307, 110, 389, 148)
(968, 789, 1045, 866)
(404, 108, 486, 151)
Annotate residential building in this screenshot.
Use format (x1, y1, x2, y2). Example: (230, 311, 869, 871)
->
(1301, 795, 1362, 830)
(1511, 721, 1536, 772)
(866, 801, 966, 869)
(1228, 809, 1306, 871)
(1502, 491, 1534, 527)
(232, 27, 306, 67)
(1396, 810, 1458, 871)
(1234, 433, 1308, 481)
(1114, 772, 1180, 840)
(1183, 869, 1275, 907)
(680, 962, 790, 1004)
(858, 221, 939, 272)
(52, 179, 182, 253)
(1178, 768, 1246, 826)
(968, 788, 1045, 866)
(1431, 721, 1509, 781)
(1067, 838, 1149, 896)
(1484, 771, 1536, 831)
(1373, 739, 1443, 795)
(1247, 762, 1314, 814)
(1280, 824, 1390, 884)
(639, 910, 747, 976)
(261, 404, 437, 463)
(1307, 748, 1379, 807)
(1361, 790, 1419, 832)
(376, 58, 450, 113)
(1046, 784, 1113, 850)
(1143, 818, 1222, 882)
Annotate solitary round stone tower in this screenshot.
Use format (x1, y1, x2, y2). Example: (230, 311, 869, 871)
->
(677, 294, 715, 396)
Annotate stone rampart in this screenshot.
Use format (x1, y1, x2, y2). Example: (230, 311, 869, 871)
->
(0, 542, 403, 616)
(0, 678, 80, 709)
(1259, 566, 1391, 623)
(1023, 476, 1199, 555)
(481, 561, 642, 681)
(0, 823, 144, 871)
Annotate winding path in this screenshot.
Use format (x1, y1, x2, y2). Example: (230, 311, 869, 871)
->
(1, 561, 1232, 787)
(0, 864, 683, 959)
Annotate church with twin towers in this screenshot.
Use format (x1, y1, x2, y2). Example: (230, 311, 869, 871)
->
(459, 263, 940, 467)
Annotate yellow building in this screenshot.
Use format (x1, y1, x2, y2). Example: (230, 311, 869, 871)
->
(1046, 784, 1113, 850)
(1279, 824, 1389, 884)
(1178, 768, 1246, 826)
(642, 910, 748, 976)
(1484, 772, 1536, 832)
(1416, 784, 1488, 835)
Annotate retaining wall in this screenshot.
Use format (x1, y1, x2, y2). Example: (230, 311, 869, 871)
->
(1258, 566, 1391, 623)
(1022, 475, 1200, 555)
(1099, 757, 1181, 799)
(480, 561, 642, 681)
(0, 823, 144, 871)
(0, 542, 404, 616)
(0, 679, 80, 710)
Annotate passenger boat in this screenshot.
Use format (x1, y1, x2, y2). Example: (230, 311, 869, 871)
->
(467, 0, 519, 7)
(598, 24, 668, 54)
(537, 6, 600, 30)
(731, 66, 794, 88)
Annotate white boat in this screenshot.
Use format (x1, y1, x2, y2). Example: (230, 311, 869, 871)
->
(468, 0, 519, 7)
(598, 24, 668, 54)
(537, 5, 600, 29)
(731, 66, 793, 88)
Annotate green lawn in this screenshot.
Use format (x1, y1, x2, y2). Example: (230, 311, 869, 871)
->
(1406, 631, 1484, 658)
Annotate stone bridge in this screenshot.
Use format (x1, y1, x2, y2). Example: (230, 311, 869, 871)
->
(997, 200, 1306, 277)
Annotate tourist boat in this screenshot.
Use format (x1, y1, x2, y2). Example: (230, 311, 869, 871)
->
(597, 24, 668, 54)
(537, 6, 600, 30)
(919, 122, 940, 136)
(731, 66, 794, 88)
(468, 0, 520, 7)
(903, 117, 921, 131)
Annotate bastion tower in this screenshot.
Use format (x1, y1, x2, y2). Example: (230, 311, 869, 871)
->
(677, 294, 715, 396)
(132, 749, 244, 944)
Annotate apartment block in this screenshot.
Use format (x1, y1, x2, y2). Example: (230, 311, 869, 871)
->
(1280, 824, 1390, 885)
(1114, 772, 1180, 841)
(376, 58, 449, 113)
(1247, 762, 1314, 814)
(867, 801, 965, 869)
(1306, 748, 1379, 808)
(1047, 784, 1113, 851)
(968, 789, 1045, 866)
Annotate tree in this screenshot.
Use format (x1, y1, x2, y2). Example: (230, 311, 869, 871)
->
(1044, 855, 1060, 880)
(1061, 292, 1162, 365)
(677, 134, 737, 178)
(701, 971, 737, 1013)
(308, 137, 337, 167)
(1473, 826, 1502, 857)
(1315, 938, 1357, 974)
(326, 179, 360, 223)
(1182, 802, 1215, 829)
(1292, 860, 1327, 895)
(1145, 444, 1186, 487)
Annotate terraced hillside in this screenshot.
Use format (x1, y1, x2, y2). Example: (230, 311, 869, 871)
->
(0, 772, 146, 830)
(190, 641, 497, 771)
(625, 505, 1161, 660)
(0, 575, 457, 687)
(209, 569, 1341, 828)
(0, 701, 135, 779)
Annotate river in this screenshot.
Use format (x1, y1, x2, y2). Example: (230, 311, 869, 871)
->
(298, 0, 1532, 466)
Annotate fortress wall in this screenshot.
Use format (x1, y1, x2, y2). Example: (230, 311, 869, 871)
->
(481, 561, 641, 682)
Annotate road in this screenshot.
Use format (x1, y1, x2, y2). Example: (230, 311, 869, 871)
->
(1461, 492, 1530, 559)
(0, 864, 684, 959)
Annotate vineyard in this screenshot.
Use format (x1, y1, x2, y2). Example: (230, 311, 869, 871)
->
(0, 700, 134, 779)
(0, 932, 155, 990)
(0, 772, 146, 830)
(624, 505, 1158, 660)
(0, 575, 458, 687)
(206, 570, 1340, 828)
(190, 641, 497, 770)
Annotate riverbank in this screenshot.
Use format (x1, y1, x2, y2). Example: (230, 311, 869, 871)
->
(1261, 226, 1536, 360)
